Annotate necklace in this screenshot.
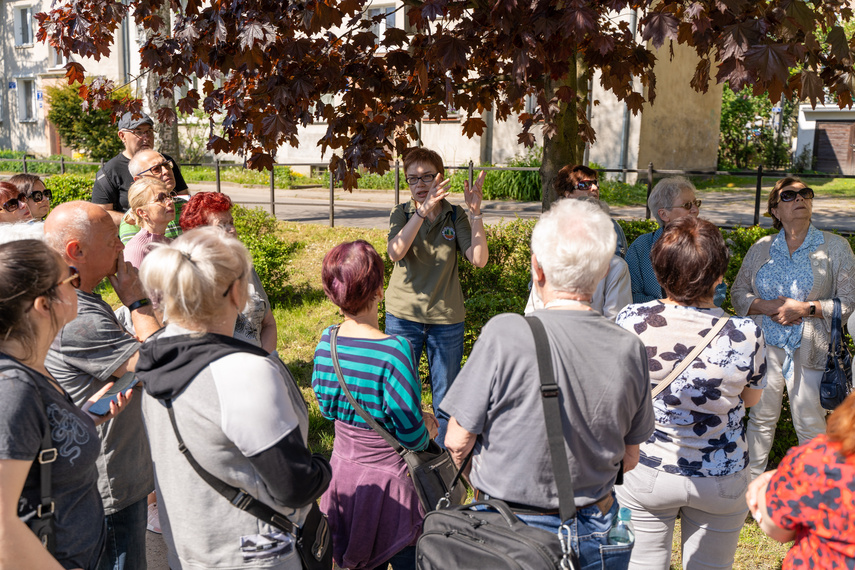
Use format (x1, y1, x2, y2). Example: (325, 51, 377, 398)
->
(544, 298, 593, 310)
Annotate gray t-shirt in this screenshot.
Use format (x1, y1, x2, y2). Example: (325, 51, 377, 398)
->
(45, 290, 154, 514)
(0, 359, 105, 570)
(441, 310, 655, 509)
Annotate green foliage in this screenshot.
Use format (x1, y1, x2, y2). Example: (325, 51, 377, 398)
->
(182, 164, 294, 187)
(232, 204, 297, 303)
(0, 150, 25, 172)
(718, 85, 797, 170)
(599, 180, 649, 207)
(43, 174, 94, 206)
(616, 219, 659, 244)
(178, 109, 213, 163)
(45, 81, 129, 161)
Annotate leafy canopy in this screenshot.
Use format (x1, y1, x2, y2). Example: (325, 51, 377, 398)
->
(37, 0, 855, 188)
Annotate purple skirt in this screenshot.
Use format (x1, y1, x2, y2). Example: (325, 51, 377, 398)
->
(321, 420, 424, 569)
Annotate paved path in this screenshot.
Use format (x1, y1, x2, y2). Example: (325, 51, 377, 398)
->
(193, 182, 855, 232)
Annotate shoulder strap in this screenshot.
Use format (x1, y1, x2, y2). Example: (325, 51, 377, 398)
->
(651, 315, 730, 399)
(831, 298, 842, 349)
(164, 399, 297, 534)
(328, 326, 406, 455)
(524, 317, 576, 522)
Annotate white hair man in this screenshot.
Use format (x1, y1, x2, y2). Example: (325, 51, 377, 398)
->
(442, 198, 655, 569)
(92, 112, 188, 226)
(119, 149, 186, 244)
(43, 201, 161, 570)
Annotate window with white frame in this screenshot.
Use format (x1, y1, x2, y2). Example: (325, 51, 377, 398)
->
(17, 79, 37, 122)
(50, 47, 68, 68)
(367, 6, 396, 43)
(14, 6, 34, 46)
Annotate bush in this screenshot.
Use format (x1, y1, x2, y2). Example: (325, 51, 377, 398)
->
(232, 204, 296, 303)
(183, 165, 294, 188)
(43, 173, 94, 206)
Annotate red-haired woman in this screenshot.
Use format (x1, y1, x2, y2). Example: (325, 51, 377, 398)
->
(179, 192, 277, 352)
(312, 240, 437, 570)
(386, 147, 488, 447)
(747, 391, 855, 567)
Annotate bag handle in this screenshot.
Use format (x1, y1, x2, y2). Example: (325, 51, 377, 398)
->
(831, 299, 842, 351)
(651, 315, 730, 399)
(524, 317, 576, 523)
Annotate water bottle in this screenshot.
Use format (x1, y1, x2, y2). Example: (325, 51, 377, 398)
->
(608, 507, 635, 545)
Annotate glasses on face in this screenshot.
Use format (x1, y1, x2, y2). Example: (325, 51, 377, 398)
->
(222, 271, 246, 297)
(2, 193, 28, 213)
(576, 180, 598, 192)
(150, 191, 177, 205)
(125, 127, 154, 138)
(58, 266, 81, 289)
(406, 173, 437, 186)
(667, 199, 702, 211)
(778, 187, 814, 202)
(139, 160, 174, 177)
(27, 189, 52, 203)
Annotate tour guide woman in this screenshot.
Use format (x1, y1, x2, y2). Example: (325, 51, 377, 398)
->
(385, 147, 488, 446)
(732, 177, 855, 479)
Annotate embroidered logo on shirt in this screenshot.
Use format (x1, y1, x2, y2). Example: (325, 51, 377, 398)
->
(442, 226, 455, 240)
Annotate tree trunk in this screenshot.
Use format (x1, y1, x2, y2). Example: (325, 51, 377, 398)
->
(539, 53, 589, 211)
(145, 4, 179, 160)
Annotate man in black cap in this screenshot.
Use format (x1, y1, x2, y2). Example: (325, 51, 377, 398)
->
(92, 112, 188, 225)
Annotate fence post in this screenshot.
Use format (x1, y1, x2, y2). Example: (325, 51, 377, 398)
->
(468, 160, 474, 192)
(329, 169, 335, 228)
(753, 165, 763, 227)
(60, 156, 66, 174)
(269, 166, 276, 217)
(646, 162, 653, 220)
(394, 160, 400, 205)
(22, 155, 27, 174)
(215, 160, 221, 193)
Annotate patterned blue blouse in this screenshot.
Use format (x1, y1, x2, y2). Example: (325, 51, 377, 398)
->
(755, 225, 823, 380)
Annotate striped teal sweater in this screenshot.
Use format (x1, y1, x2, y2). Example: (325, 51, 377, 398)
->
(312, 326, 429, 450)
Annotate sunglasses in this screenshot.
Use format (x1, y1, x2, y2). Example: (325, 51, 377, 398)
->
(27, 189, 52, 203)
(150, 191, 177, 205)
(139, 160, 174, 177)
(575, 180, 598, 191)
(2, 193, 28, 213)
(778, 187, 814, 202)
(58, 266, 81, 289)
(406, 173, 437, 186)
(667, 199, 702, 211)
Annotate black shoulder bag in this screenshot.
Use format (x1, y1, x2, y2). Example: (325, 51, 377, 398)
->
(820, 298, 853, 411)
(416, 317, 583, 570)
(329, 326, 466, 512)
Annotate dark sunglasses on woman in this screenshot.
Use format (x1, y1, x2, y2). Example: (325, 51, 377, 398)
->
(2, 193, 28, 213)
(575, 180, 598, 191)
(27, 189, 52, 203)
(779, 187, 814, 202)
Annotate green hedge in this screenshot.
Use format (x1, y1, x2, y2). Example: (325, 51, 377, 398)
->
(43, 173, 94, 206)
(232, 204, 297, 303)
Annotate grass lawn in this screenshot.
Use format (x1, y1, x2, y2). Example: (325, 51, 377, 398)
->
(693, 174, 855, 197)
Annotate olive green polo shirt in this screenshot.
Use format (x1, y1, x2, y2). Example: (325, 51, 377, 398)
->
(385, 199, 472, 324)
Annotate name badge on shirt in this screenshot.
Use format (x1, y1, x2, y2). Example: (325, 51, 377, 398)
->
(442, 226, 455, 241)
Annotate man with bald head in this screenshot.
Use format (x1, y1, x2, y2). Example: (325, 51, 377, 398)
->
(44, 201, 160, 570)
(119, 149, 187, 244)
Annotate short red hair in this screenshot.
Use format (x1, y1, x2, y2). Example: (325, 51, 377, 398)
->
(322, 240, 384, 315)
(179, 192, 233, 231)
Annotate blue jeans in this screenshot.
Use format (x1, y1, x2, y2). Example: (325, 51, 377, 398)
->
(98, 497, 147, 570)
(474, 494, 632, 570)
(384, 314, 464, 447)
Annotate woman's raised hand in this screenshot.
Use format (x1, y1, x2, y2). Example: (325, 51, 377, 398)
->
(463, 170, 486, 215)
(420, 173, 451, 214)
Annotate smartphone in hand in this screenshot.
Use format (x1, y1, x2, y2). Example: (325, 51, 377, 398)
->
(88, 372, 139, 416)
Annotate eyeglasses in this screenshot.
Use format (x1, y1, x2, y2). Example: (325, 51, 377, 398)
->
(576, 180, 598, 191)
(222, 271, 246, 297)
(26, 189, 52, 203)
(150, 191, 177, 205)
(778, 187, 814, 202)
(139, 160, 174, 177)
(406, 173, 437, 186)
(667, 199, 702, 211)
(58, 266, 81, 289)
(2, 193, 28, 213)
(124, 127, 154, 138)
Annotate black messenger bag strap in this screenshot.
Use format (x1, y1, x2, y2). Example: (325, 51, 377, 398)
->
(524, 317, 576, 522)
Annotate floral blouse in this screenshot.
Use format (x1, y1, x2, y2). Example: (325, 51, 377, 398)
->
(616, 301, 766, 477)
(766, 434, 855, 569)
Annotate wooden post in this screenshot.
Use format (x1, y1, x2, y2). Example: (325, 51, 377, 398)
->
(646, 162, 654, 220)
(60, 156, 66, 174)
(753, 165, 763, 227)
(329, 169, 335, 227)
(215, 160, 221, 193)
(22, 155, 27, 174)
(269, 166, 275, 217)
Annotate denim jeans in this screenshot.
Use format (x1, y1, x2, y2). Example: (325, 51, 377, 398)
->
(384, 314, 464, 447)
(98, 497, 148, 570)
(473, 494, 632, 570)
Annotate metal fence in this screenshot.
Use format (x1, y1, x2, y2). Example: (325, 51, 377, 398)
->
(2, 155, 853, 228)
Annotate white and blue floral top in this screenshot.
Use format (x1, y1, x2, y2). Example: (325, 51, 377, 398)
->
(616, 301, 767, 477)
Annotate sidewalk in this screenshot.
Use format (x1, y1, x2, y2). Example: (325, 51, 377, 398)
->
(195, 181, 855, 232)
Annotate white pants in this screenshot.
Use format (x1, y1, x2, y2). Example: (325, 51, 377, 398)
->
(746, 345, 827, 479)
(616, 464, 749, 570)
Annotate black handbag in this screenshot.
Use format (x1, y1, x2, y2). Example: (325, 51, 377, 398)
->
(329, 326, 466, 512)
(416, 317, 583, 570)
(165, 400, 332, 570)
(820, 298, 853, 411)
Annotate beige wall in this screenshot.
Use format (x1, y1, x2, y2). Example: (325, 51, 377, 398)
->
(636, 43, 723, 171)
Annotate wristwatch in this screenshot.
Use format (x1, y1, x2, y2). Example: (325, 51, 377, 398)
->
(809, 302, 816, 316)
